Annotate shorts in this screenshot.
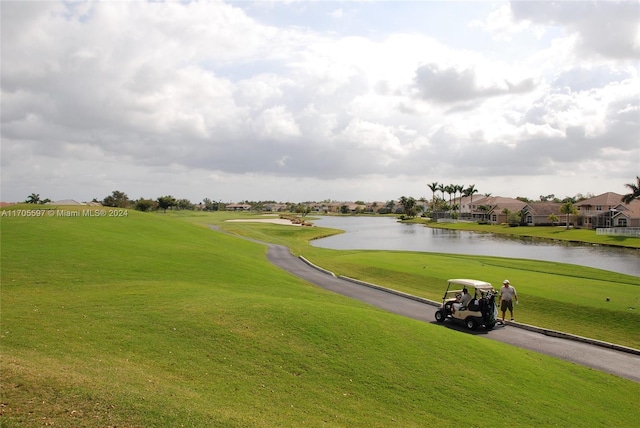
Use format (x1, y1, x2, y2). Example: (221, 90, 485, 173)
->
(501, 300, 513, 312)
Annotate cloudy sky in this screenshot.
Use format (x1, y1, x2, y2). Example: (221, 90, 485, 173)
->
(2, 0, 639, 204)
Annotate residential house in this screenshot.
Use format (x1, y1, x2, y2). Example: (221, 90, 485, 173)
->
(263, 203, 287, 212)
(340, 202, 366, 213)
(624, 201, 640, 227)
(486, 197, 527, 224)
(458, 196, 526, 224)
(521, 202, 563, 226)
(365, 201, 387, 213)
(46, 199, 84, 205)
(459, 195, 492, 220)
(576, 193, 640, 228)
(225, 203, 252, 211)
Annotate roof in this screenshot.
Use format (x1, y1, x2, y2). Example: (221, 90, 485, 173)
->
(609, 200, 640, 219)
(575, 192, 624, 207)
(46, 199, 84, 205)
(489, 202, 527, 214)
(447, 279, 493, 289)
(469, 196, 527, 213)
(522, 202, 562, 216)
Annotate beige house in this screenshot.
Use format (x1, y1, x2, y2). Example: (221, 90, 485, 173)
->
(575, 193, 640, 229)
(458, 196, 526, 224)
(226, 203, 251, 211)
(521, 202, 564, 226)
(459, 195, 486, 220)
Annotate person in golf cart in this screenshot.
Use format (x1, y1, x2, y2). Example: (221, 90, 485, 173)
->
(435, 279, 498, 330)
(452, 287, 472, 313)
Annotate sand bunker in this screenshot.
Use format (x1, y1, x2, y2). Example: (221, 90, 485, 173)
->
(225, 218, 302, 226)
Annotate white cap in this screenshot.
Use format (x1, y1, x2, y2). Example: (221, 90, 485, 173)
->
(503, 279, 510, 285)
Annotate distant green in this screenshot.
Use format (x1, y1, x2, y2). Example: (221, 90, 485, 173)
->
(1, 208, 639, 427)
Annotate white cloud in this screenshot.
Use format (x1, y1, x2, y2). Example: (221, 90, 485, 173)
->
(1, 0, 638, 204)
(471, 3, 546, 41)
(509, 0, 640, 60)
(413, 63, 536, 105)
(254, 105, 301, 139)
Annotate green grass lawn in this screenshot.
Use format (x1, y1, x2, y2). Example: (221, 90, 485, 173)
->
(205, 212, 640, 350)
(1, 208, 639, 427)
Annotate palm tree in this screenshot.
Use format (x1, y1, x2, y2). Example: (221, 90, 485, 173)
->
(385, 200, 395, 213)
(437, 184, 445, 205)
(502, 208, 511, 224)
(427, 182, 439, 213)
(398, 196, 417, 217)
(621, 176, 640, 204)
(478, 205, 490, 222)
(25, 193, 40, 204)
(451, 203, 460, 218)
(463, 185, 478, 220)
(444, 185, 454, 214)
(560, 202, 578, 230)
(456, 184, 465, 216)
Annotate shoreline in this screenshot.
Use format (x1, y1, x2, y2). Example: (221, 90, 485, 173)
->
(225, 218, 303, 226)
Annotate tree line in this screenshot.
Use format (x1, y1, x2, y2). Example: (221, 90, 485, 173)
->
(21, 177, 640, 216)
(97, 191, 224, 212)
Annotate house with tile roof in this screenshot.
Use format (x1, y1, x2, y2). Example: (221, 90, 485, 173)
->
(458, 196, 527, 224)
(575, 192, 640, 229)
(225, 203, 251, 211)
(521, 202, 564, 226)
(46, 199, 84, 205)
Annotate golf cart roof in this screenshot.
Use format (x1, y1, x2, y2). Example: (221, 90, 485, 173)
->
(447, 279, 493, 290)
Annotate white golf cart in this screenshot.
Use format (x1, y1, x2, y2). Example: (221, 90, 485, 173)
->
(434, 279, 498, 330)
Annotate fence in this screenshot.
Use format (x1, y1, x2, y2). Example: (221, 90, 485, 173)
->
(596, 227, 640, 237)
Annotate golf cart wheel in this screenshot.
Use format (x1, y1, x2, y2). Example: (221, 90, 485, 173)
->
(435, 310, 445, 323)
(485, 322, 496, 330)
(465, 317, 477, 330)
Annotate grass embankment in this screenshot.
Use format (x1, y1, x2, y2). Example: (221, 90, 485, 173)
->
(1, 207, 639, 427)
(194, 211, 640, 350)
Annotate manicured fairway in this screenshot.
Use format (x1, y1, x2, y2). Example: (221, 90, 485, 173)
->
(210, 212, 640, 350)
(1, 208, 639, 427)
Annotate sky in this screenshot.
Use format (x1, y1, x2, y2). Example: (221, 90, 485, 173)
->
(1, 0, 639, 204)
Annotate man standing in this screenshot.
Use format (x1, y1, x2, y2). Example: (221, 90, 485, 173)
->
(498, 279, 518, 324)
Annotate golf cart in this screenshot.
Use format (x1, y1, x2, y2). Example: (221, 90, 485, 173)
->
(434, 279, 498, 330)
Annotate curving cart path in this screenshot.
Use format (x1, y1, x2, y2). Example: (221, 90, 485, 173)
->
(264, 243, 640, 383)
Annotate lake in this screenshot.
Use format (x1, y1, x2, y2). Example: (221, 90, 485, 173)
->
(309, 216, 640, 277)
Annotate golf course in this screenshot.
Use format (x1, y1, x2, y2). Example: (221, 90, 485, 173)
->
(1, 207, 639, 427)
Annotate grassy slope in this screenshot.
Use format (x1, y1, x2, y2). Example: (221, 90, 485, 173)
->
(205, 213, 640, 349)
(1, 208, 639, 427)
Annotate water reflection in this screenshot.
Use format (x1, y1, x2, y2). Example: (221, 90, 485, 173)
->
(310, 216, 640, 277)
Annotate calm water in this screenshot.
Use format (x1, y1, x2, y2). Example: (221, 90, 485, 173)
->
(310, 216, 640, 277)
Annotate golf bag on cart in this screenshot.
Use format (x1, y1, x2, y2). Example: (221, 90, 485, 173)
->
(480, 290, 497, 324)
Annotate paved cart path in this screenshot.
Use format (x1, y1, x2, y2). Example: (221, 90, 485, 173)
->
(264, 243, 640, 383)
